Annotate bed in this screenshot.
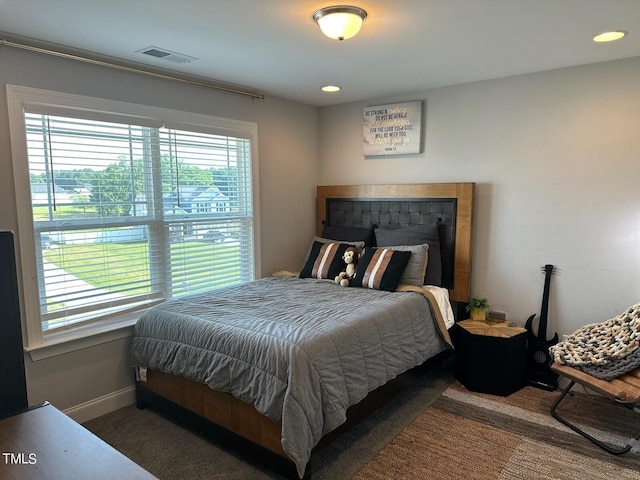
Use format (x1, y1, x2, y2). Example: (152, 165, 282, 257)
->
(130, 182, 475, 478)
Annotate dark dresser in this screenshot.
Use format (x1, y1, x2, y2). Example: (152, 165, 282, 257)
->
(0, 231, 28, 418)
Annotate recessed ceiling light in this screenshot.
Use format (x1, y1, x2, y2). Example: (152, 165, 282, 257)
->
(593, 31, 627, 43)
(322, 85, 341, 92)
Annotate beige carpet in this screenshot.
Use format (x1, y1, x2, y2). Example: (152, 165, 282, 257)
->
(354, 382, 640, 479)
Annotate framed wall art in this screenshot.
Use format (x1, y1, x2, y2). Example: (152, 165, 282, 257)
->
(363, 101, 422, 156)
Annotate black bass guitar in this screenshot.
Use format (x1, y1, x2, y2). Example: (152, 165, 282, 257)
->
(525, 264, 559, 390)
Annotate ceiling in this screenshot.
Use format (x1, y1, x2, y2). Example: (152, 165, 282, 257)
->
(1, 1, 639, 107)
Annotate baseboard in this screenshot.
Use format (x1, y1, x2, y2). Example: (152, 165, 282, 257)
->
(63, 386, 136, 424)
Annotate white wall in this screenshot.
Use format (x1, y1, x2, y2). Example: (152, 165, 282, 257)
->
(319, 57, 640, 339)
(0, 46, 319, 418)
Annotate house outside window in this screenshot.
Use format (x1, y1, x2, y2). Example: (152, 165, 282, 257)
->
(7, 85, 260, 353)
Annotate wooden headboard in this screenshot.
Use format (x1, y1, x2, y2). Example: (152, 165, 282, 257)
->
(316, 183, 475, 303)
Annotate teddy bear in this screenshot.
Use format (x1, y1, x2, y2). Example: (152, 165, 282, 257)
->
(335, 246, 360, 287)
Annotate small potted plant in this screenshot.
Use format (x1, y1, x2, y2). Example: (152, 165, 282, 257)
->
(466, 296, 490, 321)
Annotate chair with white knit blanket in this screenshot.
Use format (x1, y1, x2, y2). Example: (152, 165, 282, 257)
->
(549, 302, 640, 454)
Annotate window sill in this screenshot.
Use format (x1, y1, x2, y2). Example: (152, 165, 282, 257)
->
(25, 311, 143, 362)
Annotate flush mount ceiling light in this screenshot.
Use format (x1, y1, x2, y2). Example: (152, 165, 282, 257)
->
(321, 85, 341, 92)
(313, 5, 368, 41)
(593, 30, 627, 42)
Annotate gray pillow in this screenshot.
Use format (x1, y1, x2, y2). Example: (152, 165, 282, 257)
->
(321, 225, 374, 247)
(381, 244, 429, 287)
(374, 224, 442, 286)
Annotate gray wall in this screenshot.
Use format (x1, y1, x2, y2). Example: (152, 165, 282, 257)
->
(318, 56, 640, 340)
(0, 46, 319, 420)
(3, 43, 639, 420)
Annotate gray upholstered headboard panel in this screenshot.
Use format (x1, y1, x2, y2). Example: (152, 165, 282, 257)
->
(324, 198, 457, 289)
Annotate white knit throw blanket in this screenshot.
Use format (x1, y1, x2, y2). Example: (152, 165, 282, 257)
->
(549, 302, 640, 380)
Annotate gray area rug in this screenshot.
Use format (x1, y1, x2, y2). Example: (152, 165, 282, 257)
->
(83, 362, 454, 479)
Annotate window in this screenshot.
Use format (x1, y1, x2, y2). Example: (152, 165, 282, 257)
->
(7, 86, 259, 352)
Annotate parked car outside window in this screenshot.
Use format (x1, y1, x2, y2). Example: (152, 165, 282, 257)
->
(203, 231, 225, 243)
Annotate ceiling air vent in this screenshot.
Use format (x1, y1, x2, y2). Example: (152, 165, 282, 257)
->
(136, 46, 198, 64)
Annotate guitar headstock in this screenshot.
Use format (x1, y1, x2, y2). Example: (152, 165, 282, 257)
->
(542, 264, 556, 276)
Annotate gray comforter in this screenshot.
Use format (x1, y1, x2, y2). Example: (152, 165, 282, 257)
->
(129, 276, 449, 477)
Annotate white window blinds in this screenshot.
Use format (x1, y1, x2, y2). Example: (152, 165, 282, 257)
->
(24, 112, 255, 332)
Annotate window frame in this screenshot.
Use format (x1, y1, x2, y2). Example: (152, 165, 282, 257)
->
(7, 85, 261, 359)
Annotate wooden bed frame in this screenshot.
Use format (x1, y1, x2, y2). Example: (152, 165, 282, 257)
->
(136, 182, 475, 478)
(317, 183, 474, 303)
